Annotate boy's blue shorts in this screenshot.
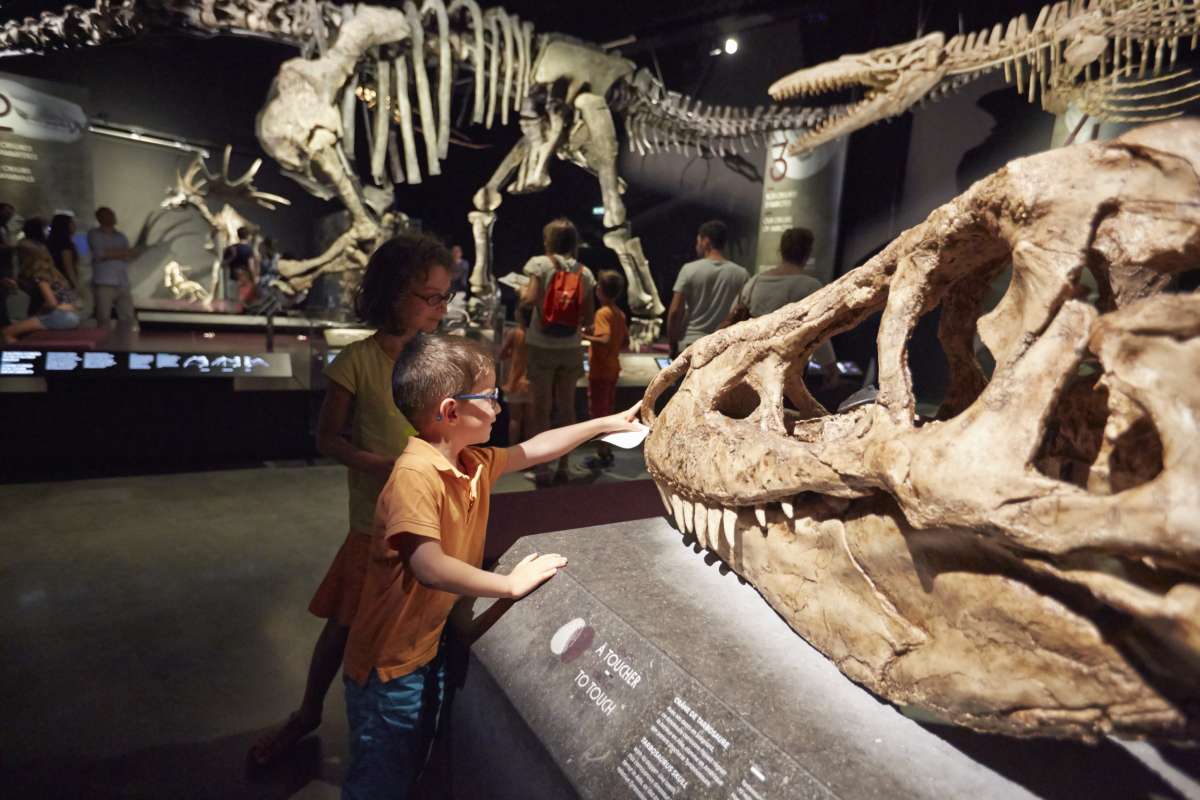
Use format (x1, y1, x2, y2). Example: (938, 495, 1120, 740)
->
(343, 656, 446, 800)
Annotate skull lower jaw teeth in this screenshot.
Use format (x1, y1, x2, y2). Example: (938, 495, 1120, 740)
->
(653, 481, 1195, 741)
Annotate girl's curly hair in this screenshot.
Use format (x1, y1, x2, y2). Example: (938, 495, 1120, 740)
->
(354, 233, 453, 330)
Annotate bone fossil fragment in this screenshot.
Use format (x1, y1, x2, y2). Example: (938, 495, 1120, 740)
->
(161, 145, 291, 303)
(643, 119, 1200, 742)
(770, 0, 1200, 156)
(0, 1, 831, 336)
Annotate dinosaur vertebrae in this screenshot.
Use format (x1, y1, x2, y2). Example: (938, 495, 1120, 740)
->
(642, 120, 1200, 741)
(612, 71, 835, 158)
(0, 1, 333, 52)
(0, 0, 146, 52)
(770, 0, 1200, 155)
(936, 0, 1200, 114)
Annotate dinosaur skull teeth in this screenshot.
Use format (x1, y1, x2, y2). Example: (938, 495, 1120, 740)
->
(788, 92, 878, 151)
(771, 72, 868, 100)
(658, 484, 810, 549)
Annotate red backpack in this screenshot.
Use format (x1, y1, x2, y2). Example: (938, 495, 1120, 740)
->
(540, 256, 585, 336)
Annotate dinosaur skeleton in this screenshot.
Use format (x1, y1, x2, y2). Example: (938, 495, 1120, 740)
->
(1, 1, 832, 341)
(641, 120, 1200, 741)
(161, 144, 289, 304)
(769, 0, 1200, 156)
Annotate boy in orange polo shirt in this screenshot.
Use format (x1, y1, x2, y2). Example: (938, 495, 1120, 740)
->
(583, 270, 629, 470)
(341, 334, 641, 799)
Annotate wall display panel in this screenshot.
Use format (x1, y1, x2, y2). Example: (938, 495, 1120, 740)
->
(755, 132, 846, 282)
(0, 71, 93, 223)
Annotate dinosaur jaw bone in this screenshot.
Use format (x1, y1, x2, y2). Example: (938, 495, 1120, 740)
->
(769, 33, 947, 156)
(776, 91, 904, 157)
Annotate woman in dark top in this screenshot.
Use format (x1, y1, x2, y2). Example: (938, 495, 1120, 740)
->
(1, 217, 81, 343)
(47, 213, 80, 289)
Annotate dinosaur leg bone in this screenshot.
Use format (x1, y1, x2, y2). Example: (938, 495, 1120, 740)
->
(519, 96, 569, 192)
(570, 92, 665, 338)
(468, 137, 530, 300)
(467, 209, 497, 310)
(276, 141, 381, 289)
(603, 227, 664, 343)
(573, 92, 623, 228)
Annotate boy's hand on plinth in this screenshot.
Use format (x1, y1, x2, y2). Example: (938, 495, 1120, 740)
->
(507, 552, 568, 598)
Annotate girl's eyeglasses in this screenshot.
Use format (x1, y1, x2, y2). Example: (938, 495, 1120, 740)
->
(453, 388, 502, 408)
(409, 289, 456, 307)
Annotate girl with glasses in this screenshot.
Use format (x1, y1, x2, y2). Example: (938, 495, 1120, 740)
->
(251, 233, 454, 766)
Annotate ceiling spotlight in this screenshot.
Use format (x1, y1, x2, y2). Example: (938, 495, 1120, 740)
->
(724, 37, 739, 55)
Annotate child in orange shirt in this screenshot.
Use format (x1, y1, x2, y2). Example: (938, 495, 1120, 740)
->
(251, 234, 457, 766)
(582, 270, 629, 469)
(342, 334, 640, 798)
(497, 302, 533, 445)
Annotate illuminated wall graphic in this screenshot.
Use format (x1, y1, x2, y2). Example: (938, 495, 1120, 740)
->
(754, 132, 846, 283)
(0, 72, 93, 221)
(0, 349, 292, 378)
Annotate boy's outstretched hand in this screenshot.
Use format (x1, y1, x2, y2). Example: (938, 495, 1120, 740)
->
(507, 551, 568, 598)
(603, 401, 644, 433)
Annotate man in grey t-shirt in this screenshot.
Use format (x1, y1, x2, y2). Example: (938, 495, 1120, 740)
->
(667, 219, 749, 357)
(88, 206, 137, 328)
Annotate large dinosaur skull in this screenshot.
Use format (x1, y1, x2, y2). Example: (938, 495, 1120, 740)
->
(642, 120, 1200, 741)
(768, 33, 948, 156)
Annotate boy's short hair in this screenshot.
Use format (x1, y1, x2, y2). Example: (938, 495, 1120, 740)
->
(392, 334, 495, 421)
(597, 270, 623, 300)
(355, 233, 453, 329)
(779, 227, 814, 266)
(543, 218, 579, 257)
(697, 219, 728, 250)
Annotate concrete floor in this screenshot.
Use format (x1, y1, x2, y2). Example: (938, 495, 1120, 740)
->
(1, 446, 647, 798)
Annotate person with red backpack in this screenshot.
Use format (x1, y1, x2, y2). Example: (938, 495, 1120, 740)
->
(520, 218, 596, 487)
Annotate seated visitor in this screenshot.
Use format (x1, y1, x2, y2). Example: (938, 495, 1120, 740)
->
(341, 333, 640, 798)
(1, 217, 81, 343)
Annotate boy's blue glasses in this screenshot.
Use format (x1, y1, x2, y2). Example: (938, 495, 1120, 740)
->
(453, 388, 502, 407)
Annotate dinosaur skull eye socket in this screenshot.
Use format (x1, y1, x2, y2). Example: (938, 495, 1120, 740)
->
(715, 380, 761, 420)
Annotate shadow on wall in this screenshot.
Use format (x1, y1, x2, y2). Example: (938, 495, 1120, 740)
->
(956, 87, 1056, 193)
